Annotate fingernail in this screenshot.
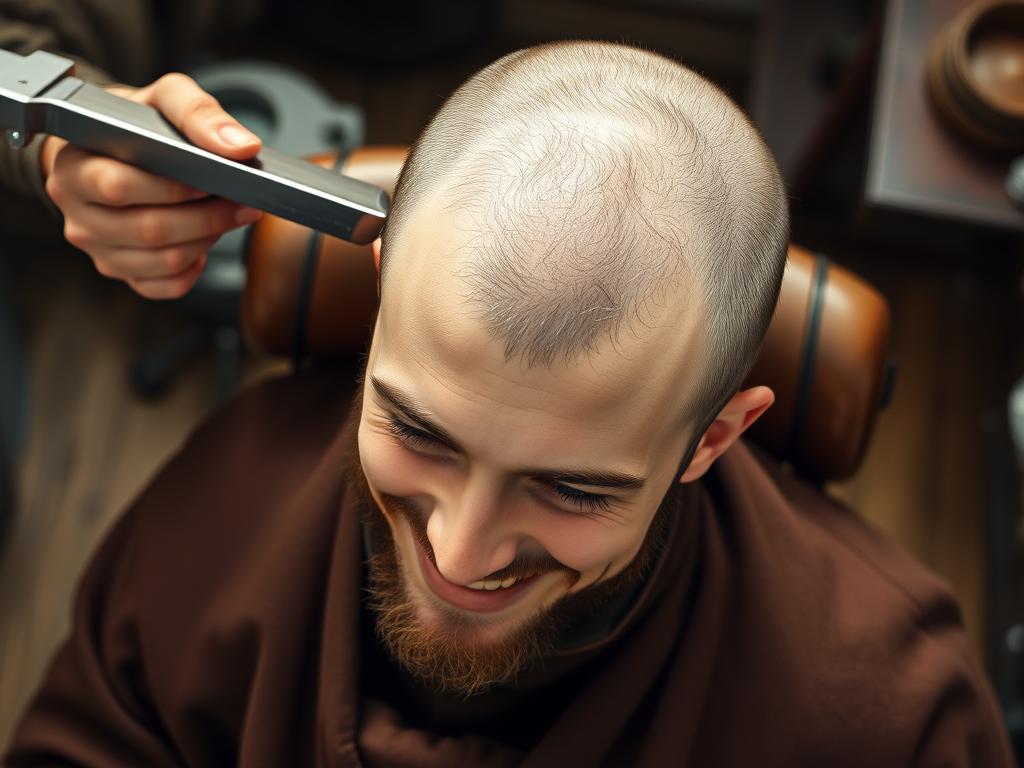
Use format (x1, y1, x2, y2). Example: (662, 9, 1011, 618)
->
(236, 207, 263, 225)
(219, 124, 258, 147)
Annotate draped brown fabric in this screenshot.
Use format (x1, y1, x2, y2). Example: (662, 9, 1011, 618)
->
(4, 368, 1014, 766)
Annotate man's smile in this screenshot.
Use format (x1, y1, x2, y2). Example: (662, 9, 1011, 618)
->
(412, 530, 545, 614)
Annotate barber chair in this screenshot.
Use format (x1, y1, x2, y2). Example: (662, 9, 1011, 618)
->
(240, 146, 894, 483)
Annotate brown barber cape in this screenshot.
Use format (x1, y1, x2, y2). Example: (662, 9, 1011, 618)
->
(4, 370, 1013, 766)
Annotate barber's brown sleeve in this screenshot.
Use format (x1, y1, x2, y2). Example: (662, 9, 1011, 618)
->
(3, 509, 181, 767)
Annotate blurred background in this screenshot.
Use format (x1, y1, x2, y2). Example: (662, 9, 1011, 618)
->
(1, 0, 1023, 757)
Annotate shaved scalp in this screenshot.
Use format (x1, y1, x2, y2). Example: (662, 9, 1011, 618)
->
(380, 40, 788, 433)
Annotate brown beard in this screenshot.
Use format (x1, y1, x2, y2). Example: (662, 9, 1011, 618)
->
(342, 379, 678, 698)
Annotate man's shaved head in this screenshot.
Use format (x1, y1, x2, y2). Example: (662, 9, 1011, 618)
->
(379, 38, 788, 454)
(360, 42, 787, 693)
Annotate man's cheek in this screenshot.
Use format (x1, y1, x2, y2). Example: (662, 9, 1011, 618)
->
(358, 426, 427, 499)
(537, 518, 644, 582)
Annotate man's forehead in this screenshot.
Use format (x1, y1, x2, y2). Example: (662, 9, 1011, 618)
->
(374, 305, 619, 425)
(373, 296, 704, 459)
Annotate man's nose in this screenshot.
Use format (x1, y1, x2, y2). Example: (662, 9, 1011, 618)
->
(427, 472, 519, 586)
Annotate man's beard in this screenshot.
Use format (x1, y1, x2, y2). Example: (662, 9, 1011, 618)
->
(342, 385, 679, 699)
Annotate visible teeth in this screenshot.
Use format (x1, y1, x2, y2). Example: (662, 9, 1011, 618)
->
(466, 577, 519, 591)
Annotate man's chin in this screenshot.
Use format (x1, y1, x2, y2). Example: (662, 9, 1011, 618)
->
(407, 588, 540, 647)
(365, 513, 570, 695)
(365, 547, 564, 697)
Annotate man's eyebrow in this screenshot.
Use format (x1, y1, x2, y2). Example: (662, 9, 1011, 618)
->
(370, 375, 646, 491)
(526, 469, 646, 491)
(370, 376, 461, 449)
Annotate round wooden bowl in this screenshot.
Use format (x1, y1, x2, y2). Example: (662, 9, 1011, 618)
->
(927, 0, 1024, 152)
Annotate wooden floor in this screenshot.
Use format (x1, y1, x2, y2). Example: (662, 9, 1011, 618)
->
(0, 250, 288, 748)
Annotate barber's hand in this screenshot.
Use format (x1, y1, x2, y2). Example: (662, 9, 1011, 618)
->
(41, 74, 264, 299)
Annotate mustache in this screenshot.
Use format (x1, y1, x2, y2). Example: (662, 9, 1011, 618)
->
(381, 492, 580, 585)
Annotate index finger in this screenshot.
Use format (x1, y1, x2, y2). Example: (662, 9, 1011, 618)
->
(134, 73, 263, 161)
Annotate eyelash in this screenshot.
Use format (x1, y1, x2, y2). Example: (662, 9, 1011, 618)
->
(551, 484, 615, 515)
(386, 418, 438, 450)
(384, 417, 614, 517)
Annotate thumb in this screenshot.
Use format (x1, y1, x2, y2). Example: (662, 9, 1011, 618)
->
(133, 73, 262, 160)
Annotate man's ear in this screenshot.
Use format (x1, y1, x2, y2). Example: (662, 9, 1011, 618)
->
(678, 386, 774, 483)
(371, 237, 382, 296)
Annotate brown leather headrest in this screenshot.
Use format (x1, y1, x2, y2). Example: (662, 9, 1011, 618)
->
(244, 147, 406, 357)
(744, 247, 892, 481)
(243, 146, 892, 482)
